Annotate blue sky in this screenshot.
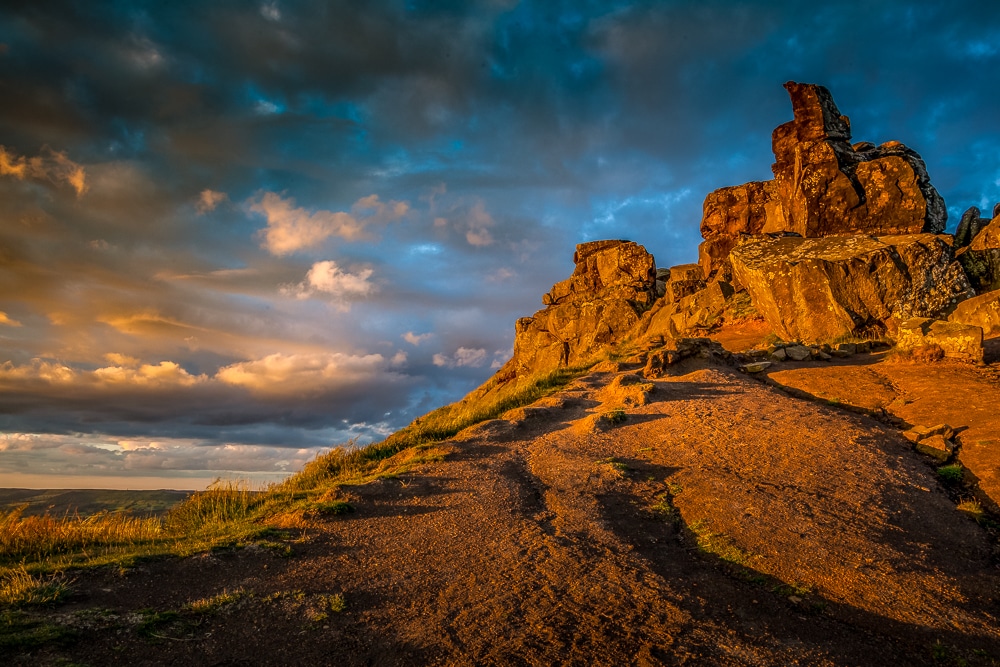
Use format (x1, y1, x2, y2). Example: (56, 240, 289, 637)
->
(1, 0, 998, 488)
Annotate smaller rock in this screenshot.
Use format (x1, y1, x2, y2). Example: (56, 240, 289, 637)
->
(669, 263, 705, 282)
(817, 351, 832, 361)
(785, 345, 812, 361)
(914, 434, 955, 461)
(949, 289, 1000, 336)
(740, 361, 772, 373)
(896, 318, 984, 363)
(770, 348, 788, 362)
(905, 423, 956, 441)
(836, 343, 857, 355)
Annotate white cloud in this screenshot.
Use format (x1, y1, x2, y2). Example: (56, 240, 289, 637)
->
(283, 260, 376, 310)
(490, 348, 513, 369)
(432, 346, 488, 368)
(197, 189, 228, 213)
(0, 145, 87, 196)
(403, 331, 433, 346)
(252, 192, 409, 255)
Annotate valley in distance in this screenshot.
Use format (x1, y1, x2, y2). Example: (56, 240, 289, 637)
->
(4, 82, 1000, 666)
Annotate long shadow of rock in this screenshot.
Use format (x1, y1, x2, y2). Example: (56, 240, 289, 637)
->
(595, 463, 1000, 666)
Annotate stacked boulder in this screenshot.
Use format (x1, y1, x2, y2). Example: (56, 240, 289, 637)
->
(501, 240, 657, 380)
(698, 81, 976, 345)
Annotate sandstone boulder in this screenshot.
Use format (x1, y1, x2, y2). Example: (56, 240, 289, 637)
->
(949, 289, 1000, 336)
(508, 240, 656, 379)
(699, 82, 946, 278)
(730, 234, 973, 343)
(954, 206, 992, 248)
(957, 215, 1000, 293)
(896, 318, 983, 364)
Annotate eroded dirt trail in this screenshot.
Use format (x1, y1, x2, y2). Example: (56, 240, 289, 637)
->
(48, 361, 1000, 666)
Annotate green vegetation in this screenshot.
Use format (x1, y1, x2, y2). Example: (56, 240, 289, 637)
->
(688, 518, 756, 568)
(956, 499, 985, 522)
(183, 588, 247, 615)
(937, 464, 965, 485)
(601, 408, 627, 425)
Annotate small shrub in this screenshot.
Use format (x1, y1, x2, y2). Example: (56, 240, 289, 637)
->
(937, 464, 964, 485)
(164, 480, 261, 535)
(602, 408, 627, 425)
(314, 501, 354, 516)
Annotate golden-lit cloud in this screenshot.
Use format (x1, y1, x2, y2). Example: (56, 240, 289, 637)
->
(0, 312, 22, 327)
(0, 145, 87, 196)
(283, 260, 376, 309)
(216, 351, 404, 396)
(252, 192, 409, 255)
(197, 189, 228, 213)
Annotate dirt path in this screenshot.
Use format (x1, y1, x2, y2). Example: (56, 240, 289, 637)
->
(24, 359, 1000, 666)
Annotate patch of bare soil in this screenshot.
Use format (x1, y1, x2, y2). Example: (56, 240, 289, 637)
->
(16, 361, 1000, 666)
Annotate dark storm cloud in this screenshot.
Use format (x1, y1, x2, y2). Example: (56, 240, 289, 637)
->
(1, 0, 999, 484)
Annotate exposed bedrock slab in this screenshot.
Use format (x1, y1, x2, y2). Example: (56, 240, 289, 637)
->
(896, 318, 984, 364)
(948, 289, 1000, 336)
(730, 234, 973, 343)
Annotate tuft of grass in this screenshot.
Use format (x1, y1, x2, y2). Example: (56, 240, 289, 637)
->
(937, 464, 964, 485)
(956, 499, 985, 522)
(0, 566, 70, 607)
(183, 588, 247, 615)
(163, 480, 261, 535)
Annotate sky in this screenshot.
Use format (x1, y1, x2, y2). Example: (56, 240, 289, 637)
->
(1, 1, 999, 490)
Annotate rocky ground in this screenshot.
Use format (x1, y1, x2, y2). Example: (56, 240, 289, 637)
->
(15, 332, 1000, 666)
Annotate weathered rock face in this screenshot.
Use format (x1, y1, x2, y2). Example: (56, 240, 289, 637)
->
(699, 82, 947, 278)
(507, 240, 656, 379)
(957, 215, 1000, 293)
(955, 206, 993, 249)
(896, 318, 984, 364)
(949, 289, 1000, 336)
(730, 234, 973, 343)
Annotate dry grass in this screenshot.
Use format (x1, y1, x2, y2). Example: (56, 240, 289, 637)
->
(0, 505, 162, 562)
(0, 567, 69, 607)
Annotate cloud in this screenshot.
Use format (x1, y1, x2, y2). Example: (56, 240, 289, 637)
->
(0, 312, 22, 327)
(0, 145, 87, 196)
(215, 351, 402, 396)
(284, 260, 376, 309)
(197, 189, 228, 213)
(432, 346, 488, 368)
(403, 331, 433, 346)
(252, 192, 409, 255)
(465, 200, 495, 246)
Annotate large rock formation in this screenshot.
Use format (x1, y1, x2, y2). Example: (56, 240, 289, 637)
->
(730, 234, 973, 343)
(699, 82, 947, 279)
(504, 240, 656, 379)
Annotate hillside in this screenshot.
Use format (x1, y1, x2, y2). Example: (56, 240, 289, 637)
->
(4, 81, 1000, 665)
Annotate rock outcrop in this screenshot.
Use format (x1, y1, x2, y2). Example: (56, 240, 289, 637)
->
(730, 234, 973, 343)
(699, 82, 947, 279)
(504, 240, 656, 380)
(957, 214, 1000, 293)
